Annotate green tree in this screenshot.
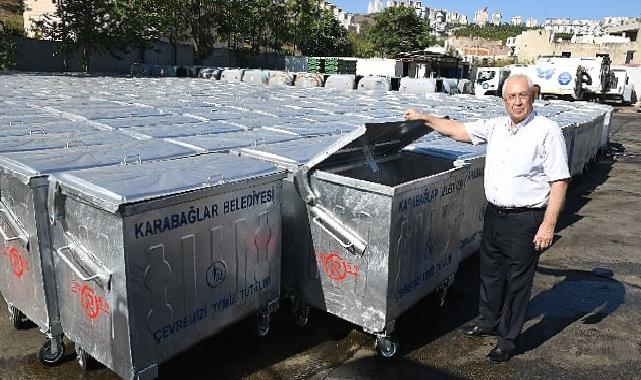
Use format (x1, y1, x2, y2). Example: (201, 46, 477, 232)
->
(367, 7, 432, 58)
(39, 0, 121, 71)
(116, 0, 166, 63)
(0, 18, 19, 70)
(453, 24, 531, 43)
(348, 31, 375, 58)
(298, 9, 352, 57)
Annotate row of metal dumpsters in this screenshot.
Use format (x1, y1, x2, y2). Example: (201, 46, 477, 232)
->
(0, 75, 612, 380)
(134, 63, 457, 93)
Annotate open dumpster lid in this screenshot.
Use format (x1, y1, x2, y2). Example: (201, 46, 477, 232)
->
(406, 139, 486, 161)
(49, 153, 286, 213)
(302, 120, 430, 173)
(0, 139, 197, 184)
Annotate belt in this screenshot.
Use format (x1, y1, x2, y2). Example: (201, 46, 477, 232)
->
(488, 203, 546, 214)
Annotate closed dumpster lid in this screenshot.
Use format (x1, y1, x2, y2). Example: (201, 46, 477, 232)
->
(237, 135, 344, 171)
(0, 131, 136, 154)
(0, 121, 107, 138)
(118, 123, 243, 139)
(92, 114, 203, 128)
(50, 153, 286, 213)
(302, 120, 430, 172)
(167, 129, 300, 153)
(0, 139, 197, 184)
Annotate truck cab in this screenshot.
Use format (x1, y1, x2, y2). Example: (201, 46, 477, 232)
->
(474, 67, 510, 96)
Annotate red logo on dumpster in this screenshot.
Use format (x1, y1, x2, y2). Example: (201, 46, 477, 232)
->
(71, 280, 109, 320)
(3, 246, 29, 278)
(316, 253, 360, 282)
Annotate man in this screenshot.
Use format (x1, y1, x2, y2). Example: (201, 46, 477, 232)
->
(533, 84, 542, 100)
(404, 74, 570, 363)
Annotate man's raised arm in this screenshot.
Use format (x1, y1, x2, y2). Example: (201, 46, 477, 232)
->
(404, 108, 472, 143)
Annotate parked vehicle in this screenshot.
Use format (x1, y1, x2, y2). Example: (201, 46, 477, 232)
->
(474, 67, 510, 96)
(533, 56, 614, 101)
(604, 69, 636, 104)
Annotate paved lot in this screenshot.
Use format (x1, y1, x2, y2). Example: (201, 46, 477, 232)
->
(1, 107, 640, 380)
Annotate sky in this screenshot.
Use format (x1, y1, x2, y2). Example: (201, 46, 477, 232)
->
(331, 0, 641, 21)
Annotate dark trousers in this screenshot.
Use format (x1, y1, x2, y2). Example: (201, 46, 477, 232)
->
(477, 205, 545, 351)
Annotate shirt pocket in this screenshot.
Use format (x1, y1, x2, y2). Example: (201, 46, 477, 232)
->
(511, 146, 542, 177)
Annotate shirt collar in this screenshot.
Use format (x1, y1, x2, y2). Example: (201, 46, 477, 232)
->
(506, 110, 535, 132)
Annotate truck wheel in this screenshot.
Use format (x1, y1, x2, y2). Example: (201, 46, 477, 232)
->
(38, 339, 65, 366)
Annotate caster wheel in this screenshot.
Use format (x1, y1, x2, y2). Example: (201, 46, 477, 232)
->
(375, 336, 399, 358)
(293, 304, 310, 327)
(437, 287, 449, 308)
(76, 346, 102, 370)
(38, 339, 66, 366)
(257, 313, 271, 337)
(8, 305, 29, 330)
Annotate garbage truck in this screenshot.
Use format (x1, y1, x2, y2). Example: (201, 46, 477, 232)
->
(533, 56, 614, 101)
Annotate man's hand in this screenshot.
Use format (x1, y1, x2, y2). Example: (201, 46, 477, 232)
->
(402, 108, 471, 143)
(404, 108, 424, 121)
(533, 222, 555, 251)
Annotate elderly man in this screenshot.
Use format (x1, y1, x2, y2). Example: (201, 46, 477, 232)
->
(404, 74, 570, 363)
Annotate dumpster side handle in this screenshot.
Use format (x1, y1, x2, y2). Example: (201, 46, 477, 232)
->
(0, 208, 29, 248)
(56, 245, 112, 290)
(312, 216, 356, 251)
(310, 206, 368, 256)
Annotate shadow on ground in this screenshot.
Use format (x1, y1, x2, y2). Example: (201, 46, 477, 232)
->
(518, 266, 625, 355)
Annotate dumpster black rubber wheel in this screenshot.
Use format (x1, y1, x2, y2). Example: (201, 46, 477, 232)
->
(8, 305, 29, 330)
(257, 313, 271, 337)
(294, 304, 310, 327)
(375, 336, 399, 358)
(38, 340, 65, 366)
(76, 346, 102, 371)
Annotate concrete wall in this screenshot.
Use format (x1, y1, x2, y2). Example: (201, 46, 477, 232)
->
(516, 29, 641, 65)
(12, 37, 288, 73)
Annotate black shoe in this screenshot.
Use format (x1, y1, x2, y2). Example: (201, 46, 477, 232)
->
(459, 324, 493, 338)
(486, 345, 513, 364)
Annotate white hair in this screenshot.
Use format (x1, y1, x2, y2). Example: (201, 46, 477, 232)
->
(502, 74, 534, 98)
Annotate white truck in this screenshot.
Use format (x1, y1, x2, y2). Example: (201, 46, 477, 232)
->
(533, 56, 614, 101)
(604, 69, 635, 104)
(474, 67, 510, 96)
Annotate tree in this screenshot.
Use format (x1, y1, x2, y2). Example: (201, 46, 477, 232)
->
(116, 0, 166, 63)
(452, 24, 530, 43)
(348, 31, 375, 58)
(367, 7, 432, 58)
(0, 19, 19, 70)
(39, 0, 122, 71)
(298, 9, 352, 57)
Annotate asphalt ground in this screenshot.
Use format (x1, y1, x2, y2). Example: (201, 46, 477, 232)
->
(1, 106, 640, 380)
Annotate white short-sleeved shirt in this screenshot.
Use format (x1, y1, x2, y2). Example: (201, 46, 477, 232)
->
(464, 111, 570, 208)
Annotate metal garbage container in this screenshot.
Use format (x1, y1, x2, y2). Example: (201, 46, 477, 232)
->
(405, 139, 487, 260)
(47, 153, 286, 380)
(0, 140, 197, 366)
(241, 122, 470, 357)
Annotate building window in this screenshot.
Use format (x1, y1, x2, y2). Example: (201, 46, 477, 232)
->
(561, 51, 571, 57)
(626, 51, 635, 64)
